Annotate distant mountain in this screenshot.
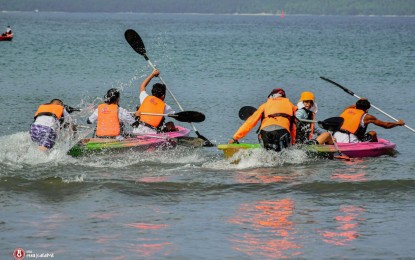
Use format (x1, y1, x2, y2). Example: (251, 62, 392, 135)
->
(1, 0, 415, 15)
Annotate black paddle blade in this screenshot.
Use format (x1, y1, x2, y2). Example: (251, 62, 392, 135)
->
(239, 106, 257, 120)
(172, 111, 206, 123)
(318, 117, 344, 132)
(320, 77, 355, 96)
(64, 105, 81, 114)
(195, 131, 215, 147)
(124, 29, 147, 57)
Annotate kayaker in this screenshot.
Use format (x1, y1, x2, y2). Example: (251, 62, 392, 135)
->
(132, 69, 176, 134)
(2, 25, 12, 36)
(333, 98, 405, 143)
(295, 91, 333, 145)
(87, 88, 135, 139)
(229, 88, 296, 152)
(30, 99, 72, 151)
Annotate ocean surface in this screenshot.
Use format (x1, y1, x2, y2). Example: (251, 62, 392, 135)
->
(1, 12, 415, 259)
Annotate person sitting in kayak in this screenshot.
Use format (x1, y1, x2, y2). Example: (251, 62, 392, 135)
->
(2, 25, 12, 36)
(132, 69, 177, 134)
(295, 91, 333, 145)
(229, 88, 296, 152)
(30, 99, 72, 151)
(333, 98, 405, 143)
(87, 88, 135, 139)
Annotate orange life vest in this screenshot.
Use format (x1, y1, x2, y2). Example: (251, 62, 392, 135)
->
(260, 97, 294, 132)
(137, 96, 166, 128)
(96, 103, 120, 137)
(340, 108, 366, 134)
(34, 104, 64, 120)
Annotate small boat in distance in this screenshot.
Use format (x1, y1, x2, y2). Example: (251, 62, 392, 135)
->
(1, 26, 13, 41)
(0, 33, 13, 41)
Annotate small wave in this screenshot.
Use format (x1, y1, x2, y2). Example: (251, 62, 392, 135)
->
(205, 147, 310, 170)
(0, 131, 86, 167)
(290, 179, 415, 194)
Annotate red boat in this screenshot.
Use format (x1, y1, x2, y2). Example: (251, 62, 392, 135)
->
(0, 33, 13, 41)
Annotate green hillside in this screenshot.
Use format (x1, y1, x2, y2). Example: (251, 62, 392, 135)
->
(1, 0, 415, 15)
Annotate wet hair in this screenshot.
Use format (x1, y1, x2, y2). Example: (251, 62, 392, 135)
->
(356, 99, 371, 111)
(50, 99, 63, 105)
(104, 88, 120, 104)
(268, 88, 286, 98)
(152, 83, 166, 98)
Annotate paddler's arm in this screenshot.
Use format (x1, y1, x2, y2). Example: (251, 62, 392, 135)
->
(87, 109, 98, 124)
(229, 105, 264, 144)
(364, 114, 405, 129)
(140, 69, 160, 94)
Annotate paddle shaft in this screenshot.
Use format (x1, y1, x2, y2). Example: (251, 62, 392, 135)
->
(143, 56, 213, 144)
(321, 77, 415, 133)
(140, 112, 175, 117)
(144, 57, 185, 112)
(329, 132, 350, 160)
(124, 29, 213, 145)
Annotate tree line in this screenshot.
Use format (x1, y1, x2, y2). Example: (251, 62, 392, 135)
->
(1, 0, 415, 15)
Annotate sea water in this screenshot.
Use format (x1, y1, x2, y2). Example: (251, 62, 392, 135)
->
(1, 12, 414, 259)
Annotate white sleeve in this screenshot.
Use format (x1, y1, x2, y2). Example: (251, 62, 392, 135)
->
(139, 91, 149, 104)
(62, 109, 72, 124)
(118, 107, 135, 125)
(164, 104, 175, 114)
(88, 109, 99, 123)
(63, 109, 70, 117)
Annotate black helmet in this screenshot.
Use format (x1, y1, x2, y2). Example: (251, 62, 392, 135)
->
(152, 83, 166, 98)
(104, 88, 120, 104)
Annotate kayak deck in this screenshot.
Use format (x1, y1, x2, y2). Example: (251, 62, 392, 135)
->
(68, 126, 190, 157)
(217, 138, 396, 159)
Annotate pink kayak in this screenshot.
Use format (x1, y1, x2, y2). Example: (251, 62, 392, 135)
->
(217, 138, 396, 159)
(307, 138, 396, 158)
(68, 126, 192, 157)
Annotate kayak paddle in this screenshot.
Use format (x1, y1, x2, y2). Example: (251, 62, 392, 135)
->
(124, 29, 214, 146)
(140, 111, 206, 123)
(64, 105, 81, 114)
(320, 76, 415, 133)
(239, 106, 257, 121)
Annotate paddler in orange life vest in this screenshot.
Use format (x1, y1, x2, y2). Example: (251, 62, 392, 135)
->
(229, 88, 296, 152)
(333, 98, 405, 143)
(132, 69, 176, 134)
(87, 88, 135, 139)
(295, 91, 333, 145)
(30, 99, 72, 151)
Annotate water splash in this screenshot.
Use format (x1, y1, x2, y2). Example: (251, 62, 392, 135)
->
(206, 147, 309, 170)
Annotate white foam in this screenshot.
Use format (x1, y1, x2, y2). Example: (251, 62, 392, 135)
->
(205, 147, 309, 170)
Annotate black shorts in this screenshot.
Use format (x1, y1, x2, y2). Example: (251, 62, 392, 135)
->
(259, 128, 291, 152)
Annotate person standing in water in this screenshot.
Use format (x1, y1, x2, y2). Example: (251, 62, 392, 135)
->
(30, 99, 72, 151)
(229, 88, 296, 152)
